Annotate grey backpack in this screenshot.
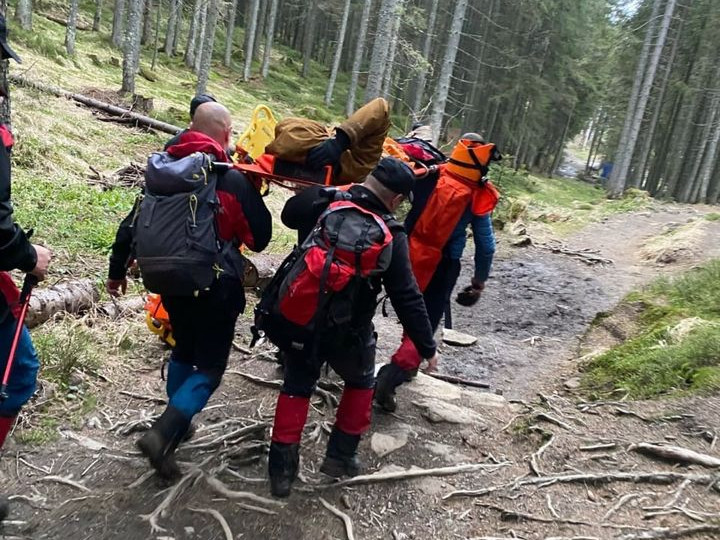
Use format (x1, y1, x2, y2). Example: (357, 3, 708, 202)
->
(134, 152, 222, 296)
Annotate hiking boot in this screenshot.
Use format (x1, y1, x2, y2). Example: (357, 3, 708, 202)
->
(182, 422, 197, 443)
(374, 364, 413, 413)
(268, 442, 299, 498)
(0, 494, 9, 522)
(320, 427, 361, 478)
(136, 406, 190, 481)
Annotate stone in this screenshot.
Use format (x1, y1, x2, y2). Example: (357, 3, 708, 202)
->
(511, 235, 532, 247)
(564, 377, 582, 390)
(413, 398, 478, 424)
(442, 329, 478, 347)
(371, 431, 408, 458)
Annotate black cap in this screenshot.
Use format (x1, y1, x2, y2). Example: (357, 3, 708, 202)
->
(0, 16, 22, 63)
(371, 157, 415, 201)
(190, 93, 217, 118)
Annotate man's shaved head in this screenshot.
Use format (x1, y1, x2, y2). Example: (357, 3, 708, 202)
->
(190, 102, 233, 147)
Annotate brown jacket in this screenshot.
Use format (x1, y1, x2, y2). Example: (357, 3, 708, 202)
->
(265, 98, 390, 184)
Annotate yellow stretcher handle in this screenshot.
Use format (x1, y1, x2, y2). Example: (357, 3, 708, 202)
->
(234, 105, 278, 160)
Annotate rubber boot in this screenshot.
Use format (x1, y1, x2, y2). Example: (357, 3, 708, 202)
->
(320, 426, 362, 478)
(136, 406, 190, 481)
(374, 363, 414, 413)
(0, 415, 15, 450)
(268, 442, 299, 498)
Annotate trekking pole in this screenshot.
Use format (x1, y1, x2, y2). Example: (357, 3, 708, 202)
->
(0, 274, 39, 403)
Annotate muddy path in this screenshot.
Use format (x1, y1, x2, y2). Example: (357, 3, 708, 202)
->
(2, 204, 720, 540)
(406, 204, 720, 399)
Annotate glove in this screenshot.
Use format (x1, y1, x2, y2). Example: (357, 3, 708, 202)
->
(455, 280, 485, 307)
(305, 129, 351, 169)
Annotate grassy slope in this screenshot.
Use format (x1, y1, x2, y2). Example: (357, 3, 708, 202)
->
(582, 260, 720, 399)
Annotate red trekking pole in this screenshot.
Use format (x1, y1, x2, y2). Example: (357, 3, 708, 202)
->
(0, 274, 39, 403)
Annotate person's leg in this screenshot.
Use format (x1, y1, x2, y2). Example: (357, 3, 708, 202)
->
(0, 320, 40, 448)
(269, 351, 318, 497)
(443, 258, 462, 330)
(1, 318, 40, 523)
(376, 258, 453, 412)
(323, 330, 376, 477)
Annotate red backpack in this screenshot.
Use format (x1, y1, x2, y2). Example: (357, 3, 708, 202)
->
(253, 192, 395, 356)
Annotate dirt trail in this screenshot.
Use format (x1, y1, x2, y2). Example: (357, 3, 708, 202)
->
(2, 204, 720, 540)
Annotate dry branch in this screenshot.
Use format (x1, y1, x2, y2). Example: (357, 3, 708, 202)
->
(38, 475, 91, 493)
(444, 471, 720, 499)
(477, 502, 594, 527)
(425, 372, 491, 389)
(236, 502, 278, 515)
(319, 462, 509, 489)
(227, 371, 338, 407)
(319, 497, 355, 540)
(41, 12, 92, 30)
(9, 76, 182, 135)
(189, 507, 233, 540)
(206, 475, 285, 507)
(25, 279, 99, 328)
(617, 525, 720, 539)
(140, 468, 202, 533)
(629, 443, 720, 468)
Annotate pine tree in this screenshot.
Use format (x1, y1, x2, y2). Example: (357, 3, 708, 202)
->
(112, 0, 127, 48)
(346, 0, 372, 115)
(364, 0, 398, 101)
(411, 0, 439, 114)
(15, 0, 32, 30)
(65, 0, 80, 56)
(196, 0, 220, 94)
(243, 0, 260, 81)
(324, 0, 353, 105)
(223, 0, 239, 67)
(260, 0, 279, 78)
(121, 0, 145, 94)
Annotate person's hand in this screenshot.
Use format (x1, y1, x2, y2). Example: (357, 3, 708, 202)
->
(30, 244, 52, 281)
(106, 278, 127, 297)
(422, 352, 439, 373)
(305, 130, 350, 169)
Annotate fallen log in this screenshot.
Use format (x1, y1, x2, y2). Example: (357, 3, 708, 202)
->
(242, 253, 283, 290)
(25, 279, 99, 328)
(9, 75, 182, 136)
(629, 443, 720, 468)
(41, 12, 92, 31)
(426, 372, 491, 389)
(95, 296, 145, 319)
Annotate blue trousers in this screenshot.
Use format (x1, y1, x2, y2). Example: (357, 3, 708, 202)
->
(0, 317, 39, 416)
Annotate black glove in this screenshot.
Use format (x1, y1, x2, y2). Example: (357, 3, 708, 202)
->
(455, 280, 485, 307)
(305, 129, 351, 169)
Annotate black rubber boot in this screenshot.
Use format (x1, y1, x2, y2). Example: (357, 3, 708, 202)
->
(0, 494, 9, 522)
(136, 406, 190, 481)
(320, 427, 362, 478)
(182, 422, 197, 443)
(268, 442, 299, 498)
(374, 363, 414, 413)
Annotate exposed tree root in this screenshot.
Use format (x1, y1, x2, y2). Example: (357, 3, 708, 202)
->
(189, 507, 233, 540)
(139, 468, 202, 533)
(37, 475, 91, 493)
(629, 443, 720, 468)
(319, 497, 356, 540)
(205, 475, 285, 507)
(617, 525, 720, 539)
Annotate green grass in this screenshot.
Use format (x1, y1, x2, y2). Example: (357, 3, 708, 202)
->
(582, 260, 720, 399)
(705, 212, 720, 222)
(489, 163, 652, 234)
(32, 318, 101, 387)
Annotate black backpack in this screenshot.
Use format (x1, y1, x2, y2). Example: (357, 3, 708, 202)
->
(252, 190, 398, 356)
(134, 152, 223, 296)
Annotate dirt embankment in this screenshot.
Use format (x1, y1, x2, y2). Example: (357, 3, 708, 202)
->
(2, 205, 720, 539)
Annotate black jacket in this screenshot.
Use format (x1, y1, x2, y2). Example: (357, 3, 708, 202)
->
(0, 143, 36, 323)
(281, 185, 437, 359)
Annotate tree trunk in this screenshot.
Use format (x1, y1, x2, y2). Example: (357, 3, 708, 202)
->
(260, 0, 279, 78)
(141, 0, 153, 44)
(345, 0, 372, 116)
(171, 0, 183, 55)
(223, 0, 239, 67)
(550, 108, 573, 176)
(193, 0, 208, 74)
(184, 0, 202, 67)
(121, 0, 145, 94)
(301, 1, 319, 78)
(111, 0, 127, 48)
(15, 0, 33, 30)
(151, 0, 162, 69)
(381, 0, 403, 100)
(243, 0, 260, 81)
(196, 0, 219, 94)
(429, 0, 469, 145)
(252, 0, 267, 61)
(164, 0, 178, 55)
(364, 0, 398, 101)
(25, 280, 100, 329)
(324, 0, 352, 105)
(92, 0, 103, 31)
(411, 0, 439, 114)
(65, 0, 80, 55)
(607, 0, 670, 197)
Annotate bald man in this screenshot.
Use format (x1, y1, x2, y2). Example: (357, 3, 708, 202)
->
(107, 101, 272, 480)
